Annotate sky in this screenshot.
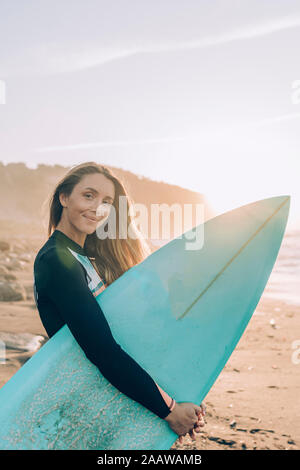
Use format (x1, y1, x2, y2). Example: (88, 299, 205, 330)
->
(0, 0, 300, 229)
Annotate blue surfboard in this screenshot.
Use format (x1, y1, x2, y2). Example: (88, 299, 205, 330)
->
(0, 195, 290, 449)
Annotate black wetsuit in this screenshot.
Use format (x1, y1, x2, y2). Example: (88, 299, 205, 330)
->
(33, 229, 174, 419)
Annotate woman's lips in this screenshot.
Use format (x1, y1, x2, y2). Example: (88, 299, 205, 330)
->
(83, 215, 98, 222)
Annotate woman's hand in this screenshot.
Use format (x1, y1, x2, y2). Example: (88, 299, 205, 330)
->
(164, 402, 206, 443)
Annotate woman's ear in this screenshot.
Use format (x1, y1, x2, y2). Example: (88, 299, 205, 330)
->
(59, 192, 68, 208)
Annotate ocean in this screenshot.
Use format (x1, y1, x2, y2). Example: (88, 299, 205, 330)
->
(264, 230, 300, 306)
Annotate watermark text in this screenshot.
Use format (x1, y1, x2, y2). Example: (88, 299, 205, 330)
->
(0, 80, 6, 104)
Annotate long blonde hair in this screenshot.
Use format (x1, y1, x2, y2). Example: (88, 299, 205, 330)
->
(47, 162, 151, 285)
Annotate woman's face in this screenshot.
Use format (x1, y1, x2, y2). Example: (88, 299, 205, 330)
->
(60, 173, 115, 235)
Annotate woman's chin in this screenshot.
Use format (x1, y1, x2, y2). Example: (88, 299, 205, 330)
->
(85, 225, 97, 234)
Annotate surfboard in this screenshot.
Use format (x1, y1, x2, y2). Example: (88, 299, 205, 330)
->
(0, 195, 290, 450)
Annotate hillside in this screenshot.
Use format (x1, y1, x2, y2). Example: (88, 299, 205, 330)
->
(0, 161, 214, 240)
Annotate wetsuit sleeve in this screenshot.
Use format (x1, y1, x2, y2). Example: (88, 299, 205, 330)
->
(38, 248, 173, 420)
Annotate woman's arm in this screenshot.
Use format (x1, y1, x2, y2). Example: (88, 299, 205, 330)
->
(36, 247, 174, 420)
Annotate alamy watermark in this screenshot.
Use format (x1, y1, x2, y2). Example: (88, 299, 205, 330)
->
(0, 340, 6, 364)
(95, 197, 205, 251)
(291, 340, 300, 365)
(0, 80, 5, 104)
(291, 80, 300, 105)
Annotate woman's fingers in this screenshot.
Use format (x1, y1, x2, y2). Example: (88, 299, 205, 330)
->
(194, 414, 205, 433)
(194, 422, 202, 431)
(200, 402, 206, 416)
(196, 412, 205, 425)
(179, 427, 201, 444)
(178, 408, 206, 444)
(198, 418, 205, 427)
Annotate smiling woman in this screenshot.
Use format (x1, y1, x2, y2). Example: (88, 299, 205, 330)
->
(47, 162, 151, 285)
(57, 173, 116, 247)
(33, 161, 205, 444)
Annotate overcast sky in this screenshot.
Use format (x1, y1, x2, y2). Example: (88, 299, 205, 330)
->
(0, 0, 299, 228)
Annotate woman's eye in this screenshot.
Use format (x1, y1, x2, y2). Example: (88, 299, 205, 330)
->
(84, 193, 94, 199)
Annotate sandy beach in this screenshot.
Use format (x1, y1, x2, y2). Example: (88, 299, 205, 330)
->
(0, 228, 299, 450)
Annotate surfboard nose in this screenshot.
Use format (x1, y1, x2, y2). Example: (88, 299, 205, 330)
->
(262, 195, 290, 211)
(144, 195, 291, 322)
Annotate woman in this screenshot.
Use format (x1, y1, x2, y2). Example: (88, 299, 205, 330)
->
(33, 161, 206, 445)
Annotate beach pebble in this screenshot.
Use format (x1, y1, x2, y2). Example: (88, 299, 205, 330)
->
(0, 332, 46, 352)
(0, 241, 10, 252)
(0, 281, 26, 301)
(24, 284, 34, 300)
(3, 273, 17, 281)
(19, 253, 31, 263)
(0, 265, 9, 275)
(4, 258, 24, 271)
(287, 439, 296, 445)
(286, 312, 294, 318)
(11, 242, 27, 254)
(239, 440, 247, 449)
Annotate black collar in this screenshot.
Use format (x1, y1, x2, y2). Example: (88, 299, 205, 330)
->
(52, 229, 86, 255)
